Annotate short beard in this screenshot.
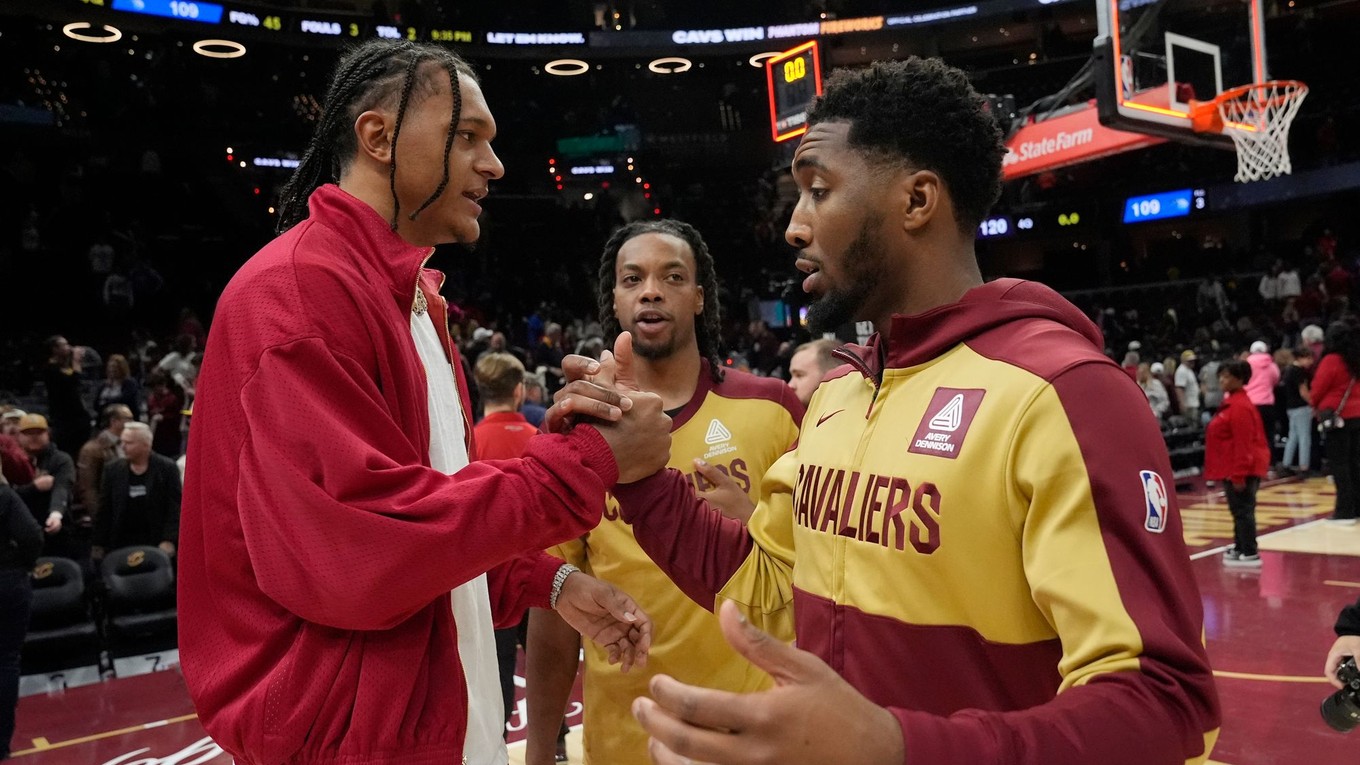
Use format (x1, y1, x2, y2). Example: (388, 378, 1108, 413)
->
(805, 222, 882, 334)
(632, 334, 679, 361)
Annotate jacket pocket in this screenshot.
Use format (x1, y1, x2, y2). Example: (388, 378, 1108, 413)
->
(260, 623, 354, 761)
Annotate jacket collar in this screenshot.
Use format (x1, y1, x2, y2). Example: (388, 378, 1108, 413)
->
(306, 184, 435, 307)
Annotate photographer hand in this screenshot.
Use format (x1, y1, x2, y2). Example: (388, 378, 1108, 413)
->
(1325, 635, 1360, 688)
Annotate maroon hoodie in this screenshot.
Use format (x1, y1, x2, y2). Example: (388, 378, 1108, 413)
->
(615, 278, 1219, 765)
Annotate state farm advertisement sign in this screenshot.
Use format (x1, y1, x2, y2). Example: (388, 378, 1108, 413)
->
(1003, 101, 1165, 180)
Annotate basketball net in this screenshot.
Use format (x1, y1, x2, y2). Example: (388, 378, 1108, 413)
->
(1194, 80, 1309, 183)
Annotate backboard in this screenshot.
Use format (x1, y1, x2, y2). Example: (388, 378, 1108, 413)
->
(1094, 0, 1268, 147)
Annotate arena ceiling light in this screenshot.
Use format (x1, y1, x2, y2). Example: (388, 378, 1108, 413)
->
(648, 57, 692, 74)
(193, 39, 247, 59)
(748, 52, 781, 68)
(63, 22, 122, 44)
(544, 59, 589, 76)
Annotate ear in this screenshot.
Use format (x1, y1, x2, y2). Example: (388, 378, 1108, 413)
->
(694, 285, 705, 316)
(354, 110, 395, 166)
(898, 169, 942, 233)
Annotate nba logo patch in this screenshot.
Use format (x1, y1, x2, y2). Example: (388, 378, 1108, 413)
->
(1139, 470, 1167, 534)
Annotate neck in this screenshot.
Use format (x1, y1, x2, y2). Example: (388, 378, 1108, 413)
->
(634, 347, 702, 410)
(873, 235, 983, 343)
(338, 171, 426, 247)
(130, 456, 150, 472)
(483, 402, 518, 414)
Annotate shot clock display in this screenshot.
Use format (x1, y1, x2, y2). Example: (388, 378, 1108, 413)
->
(765, 40, 822, 142)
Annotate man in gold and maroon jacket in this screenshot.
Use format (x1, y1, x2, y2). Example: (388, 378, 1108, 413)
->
(602, 58, 1219, 765)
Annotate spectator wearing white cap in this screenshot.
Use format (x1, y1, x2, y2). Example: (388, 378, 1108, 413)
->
(1176, 349, 1201, 425)
(1137, 363, 1171, 420)
(1303, 324, 1326, 361)
(1120, 341, 1140, 381)
(1246, 340, 1281, 449)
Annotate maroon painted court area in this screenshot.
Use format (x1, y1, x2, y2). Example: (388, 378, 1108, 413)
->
(11, 477, 1359, 764)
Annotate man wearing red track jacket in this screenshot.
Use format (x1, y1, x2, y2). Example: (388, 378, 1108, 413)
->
(179, 41, 668, 765)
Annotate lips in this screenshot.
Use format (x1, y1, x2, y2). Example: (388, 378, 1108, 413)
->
(796, 257, 822, 294)
(462, 188, 487, 214)
(633, 309, 672, 335)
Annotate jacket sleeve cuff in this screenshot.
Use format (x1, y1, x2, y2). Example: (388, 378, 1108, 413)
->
(891, 707, 999, 763)
(567, 426, 619, 488)
(522, 550, 571, 611)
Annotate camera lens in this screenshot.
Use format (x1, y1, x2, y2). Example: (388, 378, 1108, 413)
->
(1321, 689, 1360, 732)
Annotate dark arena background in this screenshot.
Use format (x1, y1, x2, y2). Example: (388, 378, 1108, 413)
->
(3, 0, 1360, 762)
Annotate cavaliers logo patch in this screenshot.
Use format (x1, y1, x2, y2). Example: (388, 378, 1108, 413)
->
(908, 388, 986, 459)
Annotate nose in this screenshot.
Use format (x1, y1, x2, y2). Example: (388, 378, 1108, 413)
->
(479, 145, 505, 181)
(785, 198, 811, 249)
(640, 275, 664, 302)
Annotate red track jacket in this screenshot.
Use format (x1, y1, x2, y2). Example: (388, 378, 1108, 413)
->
(178, 185, 617, 765)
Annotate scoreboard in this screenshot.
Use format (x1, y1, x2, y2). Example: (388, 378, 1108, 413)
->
(765, 41, 822, 142)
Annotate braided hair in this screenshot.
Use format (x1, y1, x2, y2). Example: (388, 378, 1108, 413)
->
(596, 220, 725, 384)
(276, 40, 477, 234)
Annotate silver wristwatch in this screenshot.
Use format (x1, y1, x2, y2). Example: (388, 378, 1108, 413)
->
(549, 563, 580, 610)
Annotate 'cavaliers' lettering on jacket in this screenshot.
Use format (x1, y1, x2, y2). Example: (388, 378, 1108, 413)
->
(615, 278, 1220, 765)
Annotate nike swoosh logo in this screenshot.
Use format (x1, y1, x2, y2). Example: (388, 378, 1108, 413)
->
(816, 409, 845, 427)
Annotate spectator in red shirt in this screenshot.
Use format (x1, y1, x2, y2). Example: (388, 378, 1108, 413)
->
(474, 352, 537, 461)
(0, 409, 35, 487)
(1313, 322, 1360, 525)
(1204, 359, 1271, 567)
(1325, 260, 1352, 312)
(471, 351, 551, 745)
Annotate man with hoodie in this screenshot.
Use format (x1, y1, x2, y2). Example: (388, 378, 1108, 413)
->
(1246, 340, 1281, 450)
(575, 58, 1219, 764)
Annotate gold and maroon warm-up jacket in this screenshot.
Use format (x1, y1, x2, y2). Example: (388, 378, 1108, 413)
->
(615, 278, 1220, 765)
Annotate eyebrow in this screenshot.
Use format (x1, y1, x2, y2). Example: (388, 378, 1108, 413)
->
(620, 260, 691, 272)
(457, 115, 496, 137)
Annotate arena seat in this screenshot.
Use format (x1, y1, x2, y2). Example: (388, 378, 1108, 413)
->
(25, 557, 99, 650)
(100, 546, 177, 640)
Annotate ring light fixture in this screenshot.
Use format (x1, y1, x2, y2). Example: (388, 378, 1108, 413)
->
(545, 59, 590, 76)
(648, 57, 692, 74)
(193, 39, 247, 59)
(63, 22, 123, 44)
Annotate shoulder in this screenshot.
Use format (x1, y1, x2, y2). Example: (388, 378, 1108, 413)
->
(966, 317, 1116, 385)
(712, 368, 803, 420)
(712, 367, 789, 401)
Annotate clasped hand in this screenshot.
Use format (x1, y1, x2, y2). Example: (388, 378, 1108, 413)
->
(547, 332, 671, 484)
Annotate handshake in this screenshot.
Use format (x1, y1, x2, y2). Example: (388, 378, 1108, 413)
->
(547, 332, 673, 484)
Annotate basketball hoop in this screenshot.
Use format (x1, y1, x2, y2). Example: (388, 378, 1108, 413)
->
(1191, 80, 1308, 183)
